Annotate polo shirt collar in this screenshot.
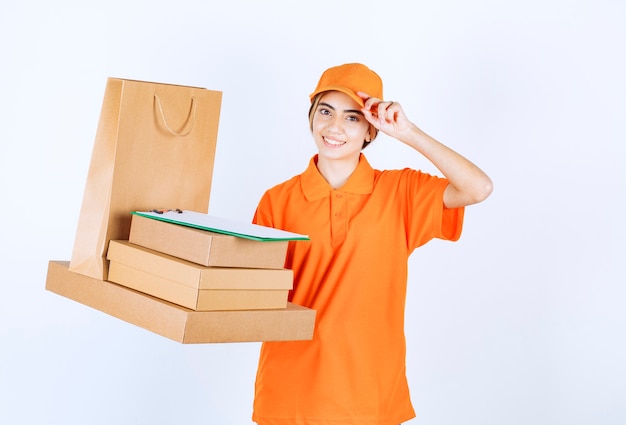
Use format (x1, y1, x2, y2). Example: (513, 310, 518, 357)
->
(301, 154, 375, 201)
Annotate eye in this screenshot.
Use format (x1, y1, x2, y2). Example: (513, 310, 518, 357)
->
(346, 114, 360, 123)
(318, 107, 331, 116)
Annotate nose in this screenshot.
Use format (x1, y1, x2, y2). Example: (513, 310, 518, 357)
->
(325, 115, 344, 134)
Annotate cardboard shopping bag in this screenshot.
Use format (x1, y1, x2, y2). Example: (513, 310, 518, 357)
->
(69, 78, 222, 280)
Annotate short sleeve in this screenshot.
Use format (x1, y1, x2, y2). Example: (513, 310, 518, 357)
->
(403, 170, 465, 251)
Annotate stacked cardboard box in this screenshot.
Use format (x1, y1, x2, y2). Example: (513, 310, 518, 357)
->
(46, 261, 315, 344)
(106, 214, 293, 312)
(46, 214, 316, 343)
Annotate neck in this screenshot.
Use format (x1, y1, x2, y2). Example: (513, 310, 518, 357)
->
(316, 154, 360, 189)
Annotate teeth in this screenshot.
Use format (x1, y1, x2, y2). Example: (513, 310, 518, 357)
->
(324, 137, 345, 146)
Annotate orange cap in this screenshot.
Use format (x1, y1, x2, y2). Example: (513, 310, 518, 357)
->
(309, 63, 383, 107)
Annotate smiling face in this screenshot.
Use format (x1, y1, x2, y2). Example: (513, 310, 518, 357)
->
(310, 91, 371, 163)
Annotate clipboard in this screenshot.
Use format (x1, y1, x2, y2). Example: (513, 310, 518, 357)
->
(131, 210, 310, 242)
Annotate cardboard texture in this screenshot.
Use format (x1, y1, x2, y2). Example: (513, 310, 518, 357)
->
(106, 240, 292, 311)
(129, 214, 289, 268)
(46, 261, 316, 344)
(69, 78, 222, 280)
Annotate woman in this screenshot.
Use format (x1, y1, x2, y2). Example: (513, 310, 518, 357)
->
(252, 63, 493, 425)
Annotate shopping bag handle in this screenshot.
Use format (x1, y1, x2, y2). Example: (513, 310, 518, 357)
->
(154, 94, 197, 137)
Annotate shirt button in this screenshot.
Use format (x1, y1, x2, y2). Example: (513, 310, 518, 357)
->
(335, 212, 341, 217)
(335, 193, 343, 198)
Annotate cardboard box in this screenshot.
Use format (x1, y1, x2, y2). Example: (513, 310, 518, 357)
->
(129, 214, 288, 268)
(106, 240, 292, 311)
(45, 261, 316, 344)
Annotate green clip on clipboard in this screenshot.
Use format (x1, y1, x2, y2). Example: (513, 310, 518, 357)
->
(131, 210, 310, 242)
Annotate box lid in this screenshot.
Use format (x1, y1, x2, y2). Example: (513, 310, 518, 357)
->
(46, 261, 315, 344)
(129, 214, 290, 269)
(107, 240, 293, 290)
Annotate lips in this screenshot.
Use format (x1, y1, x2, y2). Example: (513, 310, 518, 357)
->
(323, 136, 346, 147)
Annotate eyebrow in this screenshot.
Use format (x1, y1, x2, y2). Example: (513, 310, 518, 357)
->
(319, 102, 364, 116)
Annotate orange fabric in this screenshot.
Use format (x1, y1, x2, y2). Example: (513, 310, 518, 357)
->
(252, 154, 464, 425)
(309, 63, 383, 107)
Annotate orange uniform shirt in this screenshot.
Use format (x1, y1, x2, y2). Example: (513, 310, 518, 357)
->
(252, 154, 464, 425)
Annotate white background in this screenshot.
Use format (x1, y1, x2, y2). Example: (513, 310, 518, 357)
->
(1, 1, 625, 424)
